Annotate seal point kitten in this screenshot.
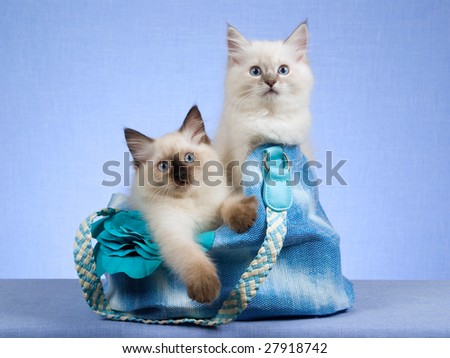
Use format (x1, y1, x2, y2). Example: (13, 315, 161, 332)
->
(125, 106, 257, 303)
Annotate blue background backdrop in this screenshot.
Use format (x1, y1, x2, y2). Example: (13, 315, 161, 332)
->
(1, 0, 449, 279)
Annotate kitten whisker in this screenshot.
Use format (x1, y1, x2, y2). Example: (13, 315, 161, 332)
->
(231, 91, 253, 110)
(145, 187, 166, 203)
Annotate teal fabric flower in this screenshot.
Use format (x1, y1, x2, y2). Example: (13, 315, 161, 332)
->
(91, 210, 215, 279)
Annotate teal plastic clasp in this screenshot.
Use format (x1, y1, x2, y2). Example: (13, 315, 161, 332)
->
(262, 146, 293, 212)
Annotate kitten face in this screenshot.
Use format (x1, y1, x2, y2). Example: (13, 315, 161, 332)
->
(125, 106, 216, 198)
(144, 136, 200, 194)
(226, 23, 313, 110)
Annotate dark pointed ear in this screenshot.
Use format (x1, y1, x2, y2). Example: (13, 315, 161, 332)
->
(180, 105, 211, 145)
(124, 128, 154, 164)
(284, 21, 308, 61)
(227, 24, 249, 64)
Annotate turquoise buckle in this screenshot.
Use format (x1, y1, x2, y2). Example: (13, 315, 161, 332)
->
(262, 146, 293, 212)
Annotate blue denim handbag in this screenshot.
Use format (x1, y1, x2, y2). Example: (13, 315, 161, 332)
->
(74, 145, 354, 326)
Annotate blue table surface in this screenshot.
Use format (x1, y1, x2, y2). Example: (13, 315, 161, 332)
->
(0, 280, 448, 338)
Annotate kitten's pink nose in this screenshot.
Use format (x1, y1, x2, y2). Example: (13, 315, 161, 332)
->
(265, 79, 277, 87)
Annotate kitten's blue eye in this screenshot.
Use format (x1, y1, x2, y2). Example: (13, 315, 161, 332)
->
(157, 161, 169, 172)
(278, 65, 289, 75)
(184, 152, 195, 163)
(250, 66, 262, 77)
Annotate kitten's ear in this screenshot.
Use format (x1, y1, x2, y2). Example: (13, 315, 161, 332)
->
(124, 128, 154, 164)
(227, 24, 249, 64)
(180, 105, 211, 145)
(285, 21, 308, 61)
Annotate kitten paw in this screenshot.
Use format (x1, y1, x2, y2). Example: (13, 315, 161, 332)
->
(228, 195, 258, 233)
(186, 261, 221, 304)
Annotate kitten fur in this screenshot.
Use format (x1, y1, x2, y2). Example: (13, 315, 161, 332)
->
(125, 106, 257, 304)
(215, 22, 314, 189)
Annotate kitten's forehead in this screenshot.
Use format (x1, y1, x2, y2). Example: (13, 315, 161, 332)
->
(245, 40, 294, 67)
(151, 132, 196, 161)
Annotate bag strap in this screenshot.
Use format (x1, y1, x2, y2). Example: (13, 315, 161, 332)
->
(74, 208, 118, 314)
(74, 146, 290, 326)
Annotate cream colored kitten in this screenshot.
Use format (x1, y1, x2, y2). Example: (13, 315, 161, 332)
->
(215, 22, 314, 189)
(125, 106, 257, 304)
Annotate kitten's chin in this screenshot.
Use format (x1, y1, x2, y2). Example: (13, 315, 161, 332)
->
(258, 90, 284, 109)
(263, 89, 279, 97)
(169, 185, 191, 198)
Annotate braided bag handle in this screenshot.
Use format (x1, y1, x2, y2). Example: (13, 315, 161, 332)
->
(74, 208, 118, 315)
(74, 206, 287, 326)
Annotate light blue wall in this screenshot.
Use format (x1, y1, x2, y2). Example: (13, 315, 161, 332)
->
(1, 0, 449, 279)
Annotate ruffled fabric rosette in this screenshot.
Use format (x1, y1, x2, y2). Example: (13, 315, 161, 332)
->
(91, 210, 215, 279)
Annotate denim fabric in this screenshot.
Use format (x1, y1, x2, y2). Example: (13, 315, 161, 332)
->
(104, 145, 354, 320)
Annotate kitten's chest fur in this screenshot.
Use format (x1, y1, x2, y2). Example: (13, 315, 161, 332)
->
(132, 182, 227, 234)
(217, 107, 312, 165)
(173, 190, 225, 231)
